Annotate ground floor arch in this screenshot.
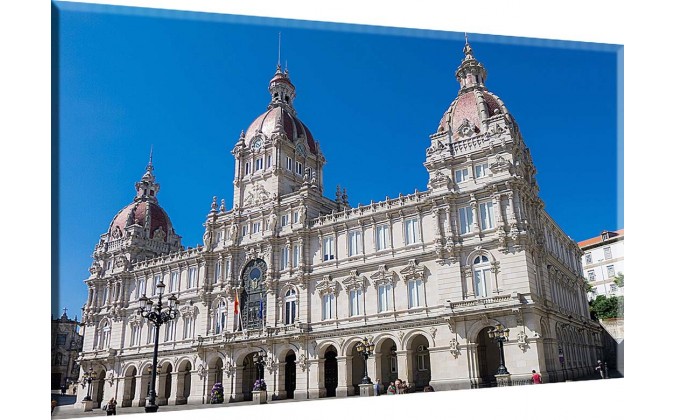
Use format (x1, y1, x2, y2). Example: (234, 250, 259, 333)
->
(323, 346, 338, 398)
(476, 327, 501, 386)
(284, 351, 296, 399)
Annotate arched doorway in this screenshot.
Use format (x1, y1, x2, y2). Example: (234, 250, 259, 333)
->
(94, 368, 106, 408)
(157, 363, 172, 405)
(207, 358, 223, 402)
(378, 338, 398, 386)
(241, 353, 257, 401)
(284, 351, 296, 399)
(350, 343, 365, 395)
(410, 335, 431, 391)
(476, 327, 501, 387)
(324, 346, 338, 398)
(241, 259, 267, 330)
(139, 366, 152, 407)
(175, 361, 191, 405)
(122, 366, 137, 407)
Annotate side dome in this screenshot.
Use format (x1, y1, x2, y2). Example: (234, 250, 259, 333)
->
(244, 106, 317, 154)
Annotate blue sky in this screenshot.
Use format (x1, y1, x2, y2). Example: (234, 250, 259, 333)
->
(54, 2, 622, 318)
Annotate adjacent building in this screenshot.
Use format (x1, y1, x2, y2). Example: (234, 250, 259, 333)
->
(52, 308, 84, 390)
(75, 40, 604, 409)
(579, 229, 624, 299)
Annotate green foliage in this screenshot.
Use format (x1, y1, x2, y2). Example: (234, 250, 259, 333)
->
(613, 272, 624, 288)
(584, 279, 594, 294)
(589, 295, 624, 320)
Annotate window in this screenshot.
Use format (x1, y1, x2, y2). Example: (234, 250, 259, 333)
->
(348, 230, 362, 256)
(284, 289, 297, 324)
(225, 259, 231, 280)
(242, 225, 249, 236)
(214, 301, 227, 334)
(245, 162, 251, 175)
(376, 224, 389, 251)
(378, 284, 393, 313)
(292, 245, 300, 268)
(587, 270, 596, 281)
(610, 283, 618, 293)
(280, 246, 289, 269)
(98, 320, 111, 350)
(607, 265, 615, 277)
(281, 214, 289, 227)
(474, 162, 489, 178)
(390, 354, 398, 373)
(147, 324, 156, 344)
(603, 246, 612, 260)
(286, 156, 293, 171)
(349, 289, 363, 316)
(293, 211, 299, 224)
(253, 222, 261, 234)
(458, 206, 473, 234)
(164, 319, 177, 342)
(455, 167, 469, 183)
(130, 324, 140, 346)
(187, 267, 197, 289)
(322, 293, 335, 320)
(137, 277, 146, 298)
(479, 202, 495, 230)
(169, 271, 179, 292)
(323, 236, 335, 261)
(56, 334, 67, 346)
(255, 157, 263, 171)
(183, 317, 194, 339)
(405, 218, 420, 245)
(266, 155, 271, 168)
(407, 279, 423, 308)
(585, 253, 592, 264)
(214, 261, 221, 283)
(101, 286, 108, 305)
(416, 345, 429, 371)
(602, 232, 609, 241)
(295, 161, 303, 175)
(473, 255, 491, 297)
(153, 274, 162, 296)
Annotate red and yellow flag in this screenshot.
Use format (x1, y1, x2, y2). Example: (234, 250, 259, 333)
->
(234, 289, 239, 315)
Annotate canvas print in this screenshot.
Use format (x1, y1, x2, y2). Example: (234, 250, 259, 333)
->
(52, 2, 623, 417)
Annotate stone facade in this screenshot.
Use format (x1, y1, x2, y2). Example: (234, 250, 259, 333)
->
(579, 229, 624, 298)
(75, 41, 604, 409)
(52, 308, 83, 390)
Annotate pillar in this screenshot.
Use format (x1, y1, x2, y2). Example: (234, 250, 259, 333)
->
(336, 356, 349, 397)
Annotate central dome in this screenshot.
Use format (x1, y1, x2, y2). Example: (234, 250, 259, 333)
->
(244, 106, 317, 154)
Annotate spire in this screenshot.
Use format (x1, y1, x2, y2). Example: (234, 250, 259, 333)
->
(268, 34, 296, 114)
(455, 33, 487, 93)
(135, 151, 160, 202)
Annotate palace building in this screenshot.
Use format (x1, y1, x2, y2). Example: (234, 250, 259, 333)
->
(75, 40, 604, 408)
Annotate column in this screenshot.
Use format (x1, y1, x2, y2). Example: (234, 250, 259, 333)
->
(232, 366, 244, 402)
(167, 371, 179, 405)
(132, 374, 143, 407)
(156, 371, 168, 405)
(294, 358, 309, 400)
(266, 290, 277, 329)
(335, 356, 349, 397)
(277, 361, 287, 400)
(307, 359, 321, 399)
(396, 350, 413, 384)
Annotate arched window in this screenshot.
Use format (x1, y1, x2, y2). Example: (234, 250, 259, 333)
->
(98, 319, 111, 350)
(416, 345, 429, 371)
(473, 255, 491, 298)
(214, 301, 227, 334)
(284, 289, 297, 325)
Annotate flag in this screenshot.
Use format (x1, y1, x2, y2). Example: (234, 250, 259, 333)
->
(234, 289, 239, 315)
(258, 299, 264, 319)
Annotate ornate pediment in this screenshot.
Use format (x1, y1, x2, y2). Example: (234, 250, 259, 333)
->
(244, 184, 271, 207)
(341, 270, 366, 291)
(400, 259, 426, 282)
(371, 264, 395, 286)
(489, 154, 513, 174)
(457, 118, 479, 138)
(316, 275, 339, 297)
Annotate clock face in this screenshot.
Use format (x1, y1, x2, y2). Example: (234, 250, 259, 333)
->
(252, 137, 262, 150)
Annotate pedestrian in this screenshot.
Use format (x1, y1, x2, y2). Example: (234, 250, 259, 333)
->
(401, 380, 408, 394)
(386, 382, 396, 395)
(51, 399, 57, 415)
(423, 385, 434, 392)
(531, 369, 542, 384)
(374, 378, 382, 396)
(106, 398, 117, 416)
(595, 360, 605, 379)
(60, 385, 66, 395)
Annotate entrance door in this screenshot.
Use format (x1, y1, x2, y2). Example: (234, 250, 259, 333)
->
(324, 350, 338, 397)
(285, 353, 296, 399)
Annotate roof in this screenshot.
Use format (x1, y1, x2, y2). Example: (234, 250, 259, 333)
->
(578, 229, 624, 249)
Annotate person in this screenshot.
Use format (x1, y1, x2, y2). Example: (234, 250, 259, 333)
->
(60, 385, 66, 395)
(374, 379, 382, 396)
(531, 369, 542, 384)
(423, 385, 435, 392)
(386, 381, 396, 395)
(401, 380, 409, 394)
(51, 400, 57, 415)
(106, 398, 117, 416)
(595, 360, 605, 379)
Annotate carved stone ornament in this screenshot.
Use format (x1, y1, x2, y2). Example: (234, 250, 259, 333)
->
(341, 270, 366, 291)
(338, 337, 345, 347)
(428, 171, 450, 190)
(397, 331, 405, 342)
(371, 265, 395, 286)
(517, 331, 529, 352)
(197, 364, 206, 379)
(316, 275, 338, 297)
(489, 154, 512, 174)
(429, 326, 437, 339)
(400, 259, 426, 282)
(107, 371, 115, 386)
(115, 255, 129, 269)
(457, 118, 478, 138)
(243, 184, 271, 207)
(153, 226, 166, 241)
(224, 361, 235, 377)
(111, 226, 122, 239)
(449, 338, 460, 358)
(480, 314, 489, 326)
(89, 263, 102, 276)
(298, 354, 308, 372)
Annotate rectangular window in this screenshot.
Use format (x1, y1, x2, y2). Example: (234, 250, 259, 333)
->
(323, 236, 335, 261)
(293, 211, 299, 224)
(474, 268, 489, 298)
(266, 155, 271, 168)
(183, 318, 194, 339)
(587, 270, 596, 281)
(164, 319, 176, 342)
(292, 245, 300, 268)
(281, 214, 289, 227)
(322, 294, 335, 320)
(253, 222, 261, 234)
(281, 247, 289, 270)
(376, 224, 389, 251)
(255, 157, 263, 172)
(405, 218, 419, 245)
(153, 274, 162, 296)
(242, 225, 249, 236)
(459, 206, 473, 234)
(245, 162, 251, 175)
(474, 162, 489, 179)
(378, 284, 392, 313)
(610, 283, 618, 293)
(225, 259, 231, 280)
(348, 230, 362, 256)
(286, 156, 293, 171)
(607, 265, 615, 277)
(390, 356, 398, 373)
(169, 271, 179, 292)
(214, 261, 221, 283)
(295, 161, 303, 175)
(349, 289, 362, 316)
(479, 202, 495, 230)
(585, 253, 592, 264)
(187, 267, 197, 289)
(603, 246, 612, 260)
(136, 277, 146, 299)
(417, 354, 428, 371)
(408, 279, 422, 308)
(455, 167, 469, 183)
(130, 325, 139, 346)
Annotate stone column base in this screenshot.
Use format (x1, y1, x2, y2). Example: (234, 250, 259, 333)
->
(252, 390, 268, 404)
(82, 400, 95, 412)
(359, 384, 374, 396)
(495, 374, 512, 387)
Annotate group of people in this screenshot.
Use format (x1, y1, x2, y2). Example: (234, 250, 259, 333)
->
(103, 398, 117, 416)
(373, 378, 434, 395)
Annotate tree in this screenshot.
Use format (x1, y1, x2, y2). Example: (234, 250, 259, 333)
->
(613, 272, 624, 288)
(589, 295, 624, 320)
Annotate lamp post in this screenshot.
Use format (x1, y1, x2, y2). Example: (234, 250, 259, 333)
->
(488, 324, 510, 375)
(253, 350, 267, 381)
(355, 337, 375, 384)
(81, 368, 96, 401)
(138, 280, 179, 413)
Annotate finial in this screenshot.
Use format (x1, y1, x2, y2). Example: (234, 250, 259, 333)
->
(220, 199, 225, 212)
(278, 32, 281, 68)
(62, 307, 68, 317)
(211, 196, 217, 211)
(146, 145, 154, 172)
(464, 32, 468, 45)
(463, 33, 473, 57)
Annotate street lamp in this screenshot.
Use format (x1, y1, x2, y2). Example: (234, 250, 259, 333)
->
(355, 337, 375, 384)
(488, 324, 510, 375)
(81, 368, 96, 401)
(253, 350, 267, 380)
(138, 280, 179, 413)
